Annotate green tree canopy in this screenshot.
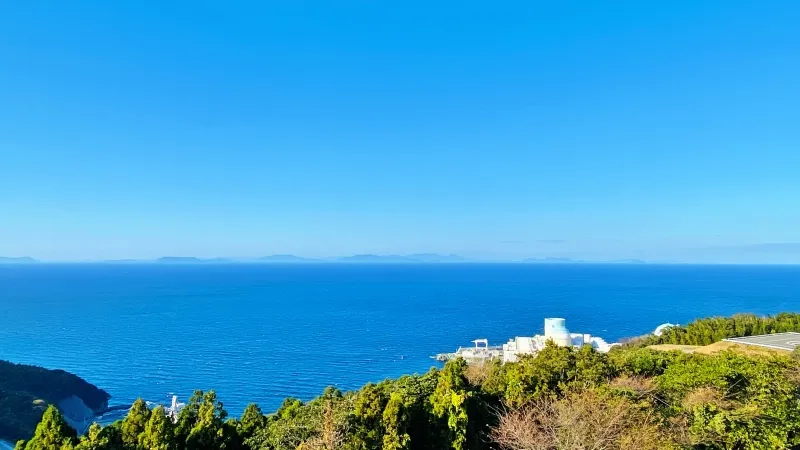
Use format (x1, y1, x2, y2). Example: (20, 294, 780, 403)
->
(139, 406, 173, 450)
(121, 399, 151, 450)
(18, 312, 800, 450)
(18, 406, 77, 450)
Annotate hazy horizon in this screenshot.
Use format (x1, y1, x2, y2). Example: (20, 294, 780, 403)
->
(5, 245, 800, 265)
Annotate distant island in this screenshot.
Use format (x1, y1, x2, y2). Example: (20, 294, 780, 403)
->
(150, 254, 470, 263)
(102, 254, 476, 264)
(0, 257, 38, 264)
(1, 255, 655, 264)
(0, 360, 111, 442)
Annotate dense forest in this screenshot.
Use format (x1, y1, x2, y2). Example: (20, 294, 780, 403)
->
(643, 312, 800, 346)
(14, 313, 800, 450)
(0, 361, 111, 442)
(14, 345, 800, 449)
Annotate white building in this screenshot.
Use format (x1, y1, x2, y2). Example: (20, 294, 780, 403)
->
(502, 318, 615, 363)
(164, 395, 185, 422)
(436, 338, 504, 362)
(653, 323, 678, 336)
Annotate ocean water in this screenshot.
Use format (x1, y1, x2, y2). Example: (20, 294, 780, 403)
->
(1, 263, 800, 418)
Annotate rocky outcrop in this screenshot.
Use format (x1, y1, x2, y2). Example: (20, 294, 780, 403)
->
(57, 396, 96, 435)
(0, 360, 110, 441)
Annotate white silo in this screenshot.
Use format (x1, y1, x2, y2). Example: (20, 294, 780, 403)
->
(544, 318, 572, 347)
(653, 323, 677, 337)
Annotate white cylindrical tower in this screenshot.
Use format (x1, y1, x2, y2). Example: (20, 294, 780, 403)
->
(544, 318, 571, 347)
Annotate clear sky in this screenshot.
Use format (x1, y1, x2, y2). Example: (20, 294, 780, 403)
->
(1, 1, 799, 262)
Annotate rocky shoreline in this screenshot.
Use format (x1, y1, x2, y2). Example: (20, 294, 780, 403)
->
(57, 395, 106, 435)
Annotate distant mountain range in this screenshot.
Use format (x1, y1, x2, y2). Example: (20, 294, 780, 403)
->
(0, 254, 652, 264)
(150, 254, 471, 264)
(0, 257, 38, 264)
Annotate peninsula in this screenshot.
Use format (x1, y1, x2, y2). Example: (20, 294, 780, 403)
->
(0, 360, 111, 442)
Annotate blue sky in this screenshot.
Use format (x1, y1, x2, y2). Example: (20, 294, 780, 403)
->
(1, 1, 799, 262)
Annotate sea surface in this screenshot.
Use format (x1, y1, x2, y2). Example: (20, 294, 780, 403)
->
(2, 263, 800, 418)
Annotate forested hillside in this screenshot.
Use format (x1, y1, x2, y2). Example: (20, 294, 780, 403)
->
(0, 361, 110, 442)
(643, 312, 800, 346)
(16, 340, 800, 450)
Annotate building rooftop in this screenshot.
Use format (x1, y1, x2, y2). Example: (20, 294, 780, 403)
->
(723, 332, 800, 352)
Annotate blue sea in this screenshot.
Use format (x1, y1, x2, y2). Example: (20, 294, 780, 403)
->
(2, 263, 800, 418)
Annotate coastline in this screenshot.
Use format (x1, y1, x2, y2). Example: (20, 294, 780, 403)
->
(4, 264, 800, 417)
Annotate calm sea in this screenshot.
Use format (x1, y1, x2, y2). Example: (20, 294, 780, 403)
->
(1, 263, 799, 417)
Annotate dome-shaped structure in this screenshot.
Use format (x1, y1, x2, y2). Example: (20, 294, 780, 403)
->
(544, 318, 572, 346)
(653, 323, 677, 337)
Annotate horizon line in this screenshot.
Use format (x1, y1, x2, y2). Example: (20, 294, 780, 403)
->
(3, 260, 800, 266)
